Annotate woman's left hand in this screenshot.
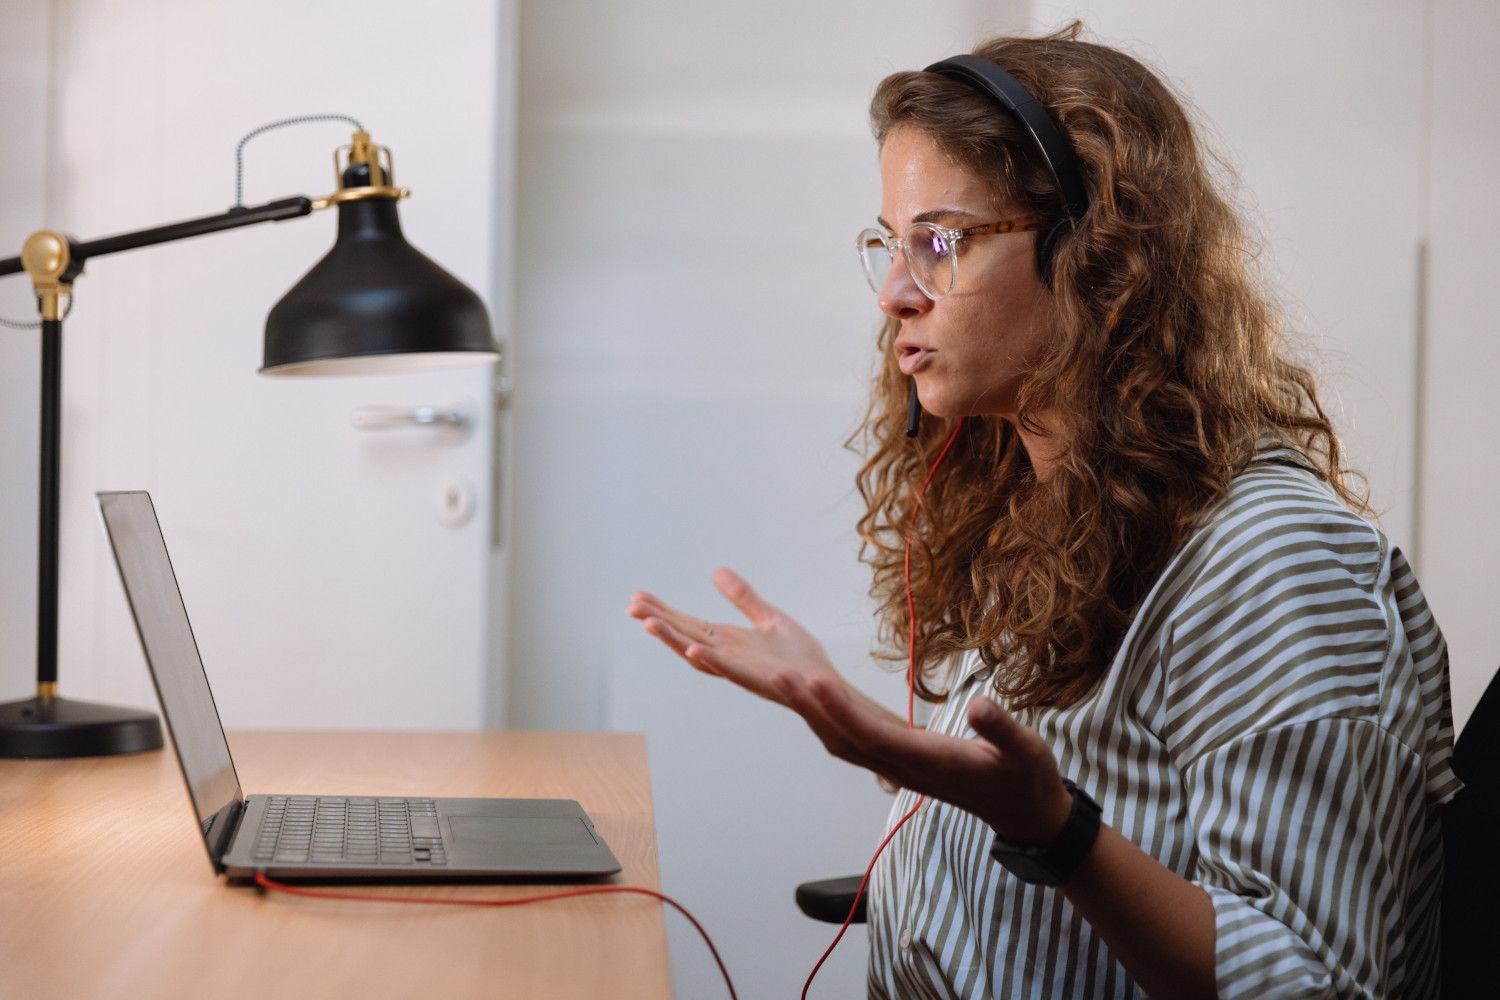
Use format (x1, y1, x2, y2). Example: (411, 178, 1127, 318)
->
(775, 673, 1074, 846)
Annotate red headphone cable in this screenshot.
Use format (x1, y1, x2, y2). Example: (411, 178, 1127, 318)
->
(801, 417, 965, 999)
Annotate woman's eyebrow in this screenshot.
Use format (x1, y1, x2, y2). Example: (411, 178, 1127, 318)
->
(876, 208, 984, 231)
(914, 207, 982, 224)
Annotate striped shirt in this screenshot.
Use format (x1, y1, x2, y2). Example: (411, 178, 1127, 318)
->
(867, 451, 1461, 999)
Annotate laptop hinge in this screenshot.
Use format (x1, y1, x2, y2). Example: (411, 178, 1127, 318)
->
(203, 799, 244, 874)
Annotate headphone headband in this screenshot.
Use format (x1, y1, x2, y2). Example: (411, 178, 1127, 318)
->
(923, 55, 1089, 225)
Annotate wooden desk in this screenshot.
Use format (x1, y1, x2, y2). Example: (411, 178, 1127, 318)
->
(0, 731, 672, 999)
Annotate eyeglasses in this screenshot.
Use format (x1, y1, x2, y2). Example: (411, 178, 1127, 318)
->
(856, 218, 1040, 300)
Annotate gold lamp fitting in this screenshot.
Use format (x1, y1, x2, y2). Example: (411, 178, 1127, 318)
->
(312, 130, 410, 210)
(20, 229, 75, 321)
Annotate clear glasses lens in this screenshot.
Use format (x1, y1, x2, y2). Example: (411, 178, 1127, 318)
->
(857, 229, 893, 295)
(855, 224, 957, 300)
(906, 223, 956, 299)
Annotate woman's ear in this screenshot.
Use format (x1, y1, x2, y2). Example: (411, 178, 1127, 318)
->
(1034, 222, 1068, 288)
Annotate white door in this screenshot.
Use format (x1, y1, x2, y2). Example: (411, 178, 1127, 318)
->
(0, 0, 512, 730)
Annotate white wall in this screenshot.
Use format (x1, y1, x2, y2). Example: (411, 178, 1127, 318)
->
(1419, 0, 1500, 731)
(509, 2, 1030, 996)
(0, 0, 51, 705)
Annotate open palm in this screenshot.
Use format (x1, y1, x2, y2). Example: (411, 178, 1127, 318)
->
(626, 567, 843, 708)
(628, 568, 1072, 843)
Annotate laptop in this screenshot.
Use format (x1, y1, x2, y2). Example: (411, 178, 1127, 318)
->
(96, 489, 622, 881)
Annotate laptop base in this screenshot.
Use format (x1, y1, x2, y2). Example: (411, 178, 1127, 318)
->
(220, 794, 621, 881)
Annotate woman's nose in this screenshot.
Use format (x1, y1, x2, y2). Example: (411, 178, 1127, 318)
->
(878, 252, 932, 320)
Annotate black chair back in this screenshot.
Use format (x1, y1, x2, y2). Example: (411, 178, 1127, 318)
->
(1442, 665, 1500, 998)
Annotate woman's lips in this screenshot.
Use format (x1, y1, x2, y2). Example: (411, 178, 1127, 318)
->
(899, 348, 934, 375)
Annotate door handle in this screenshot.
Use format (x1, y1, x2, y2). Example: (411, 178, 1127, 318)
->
(351, 403, 471, 432)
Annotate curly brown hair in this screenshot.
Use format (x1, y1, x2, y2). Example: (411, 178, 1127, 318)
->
(855, 24, 1365, 709)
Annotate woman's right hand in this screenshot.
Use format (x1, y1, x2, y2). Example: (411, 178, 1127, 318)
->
(626, 567, 849, 708)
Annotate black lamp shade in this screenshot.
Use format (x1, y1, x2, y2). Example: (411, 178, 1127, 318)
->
(261, 198, 497, 375)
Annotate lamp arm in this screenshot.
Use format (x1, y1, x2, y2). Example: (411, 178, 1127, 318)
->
(0, 195, 315, 279)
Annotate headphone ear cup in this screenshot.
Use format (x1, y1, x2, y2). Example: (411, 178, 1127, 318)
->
(1035, 223, 1067, 287)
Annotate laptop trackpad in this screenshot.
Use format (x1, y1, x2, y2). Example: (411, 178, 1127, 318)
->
(448, 815, 603, 867)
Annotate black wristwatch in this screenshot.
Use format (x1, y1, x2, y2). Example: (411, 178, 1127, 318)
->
(988, 779, 1103, 887)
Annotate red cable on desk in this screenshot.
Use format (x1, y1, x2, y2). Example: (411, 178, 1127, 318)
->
(253, 871, 737, 1000)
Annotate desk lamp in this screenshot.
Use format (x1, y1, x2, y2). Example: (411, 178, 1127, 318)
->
(0, 117, 498, 758)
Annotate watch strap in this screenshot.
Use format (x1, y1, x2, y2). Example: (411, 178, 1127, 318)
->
(988, 779, 1103, 886)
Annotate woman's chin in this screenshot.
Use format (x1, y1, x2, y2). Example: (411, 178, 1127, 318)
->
(915, 385, 1017, 423)
(913, 391, 965, 422)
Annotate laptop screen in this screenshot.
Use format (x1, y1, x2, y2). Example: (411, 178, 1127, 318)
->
(97, 491, 243, 850)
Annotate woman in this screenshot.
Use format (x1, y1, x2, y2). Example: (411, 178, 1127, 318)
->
(627, 26, 1458, 1000)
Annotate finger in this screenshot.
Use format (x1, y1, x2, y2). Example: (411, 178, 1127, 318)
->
(967, 697, 1044, 761)
(630, 594, 717, 645)
(681, 644, 724, 678)
(640, 616, 709, 667)
(684, 641, 778, 689)
(711, 568, 781, 628)
(966, 696, 1022, 745)
(627, 591, 696, 628)
(626, 591, 675, 621)
(639, 614, 688, 653)
(639, 611, 743, 683)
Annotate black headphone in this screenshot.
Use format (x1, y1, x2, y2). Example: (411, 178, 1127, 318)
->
(923, 55, 1089, 286)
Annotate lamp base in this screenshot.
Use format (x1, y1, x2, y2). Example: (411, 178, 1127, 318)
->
(0, 695, 163, 758)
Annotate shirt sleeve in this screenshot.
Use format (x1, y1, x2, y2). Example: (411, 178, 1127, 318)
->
(1182, 717, 1436, 998)
(1158, 472, 1456, 999)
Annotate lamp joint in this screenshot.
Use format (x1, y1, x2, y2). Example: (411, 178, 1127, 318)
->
(21, 230, 83, 322)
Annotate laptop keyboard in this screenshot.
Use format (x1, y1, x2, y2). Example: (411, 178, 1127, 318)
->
(251, 796, 448, 866)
